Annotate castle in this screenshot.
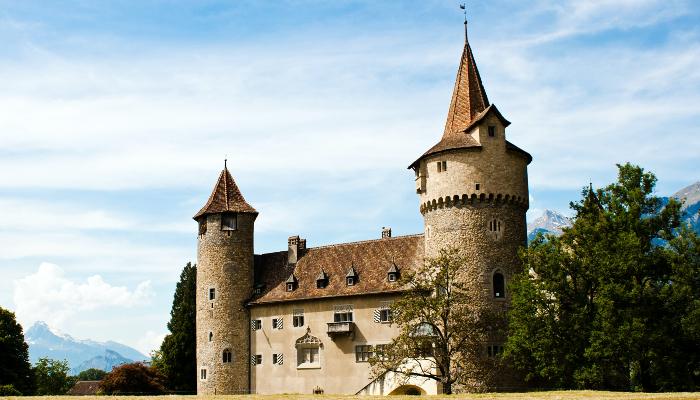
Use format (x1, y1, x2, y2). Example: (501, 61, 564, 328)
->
(193, 30, 531, 395)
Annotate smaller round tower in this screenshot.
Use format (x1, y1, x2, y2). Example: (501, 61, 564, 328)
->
(194, 166, 257, 395)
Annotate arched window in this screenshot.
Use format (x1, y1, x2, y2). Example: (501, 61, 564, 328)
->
(493, 272, 505, 298)
(222, 349, 232, 363)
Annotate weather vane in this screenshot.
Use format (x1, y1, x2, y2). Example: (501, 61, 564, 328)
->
(460, 4, 467, 40)
(225, 154, 227, 169)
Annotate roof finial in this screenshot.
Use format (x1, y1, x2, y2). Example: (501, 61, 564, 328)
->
(224, 154, 227, 170)
(460, 3, 467, 42)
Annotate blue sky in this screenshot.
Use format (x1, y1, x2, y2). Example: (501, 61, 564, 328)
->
(1, 0, 699, 358)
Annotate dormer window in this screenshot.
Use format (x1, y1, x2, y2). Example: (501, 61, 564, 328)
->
(286, 274, 297, 292)
(387, 262, 399, 283)
(488, 126, 496, 137)
(346, 266, 358, 286)
(221, 213, 237, 231)
(316, 269, 328, 289)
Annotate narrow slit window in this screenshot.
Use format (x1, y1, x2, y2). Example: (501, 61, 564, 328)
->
(442, 161, 447, 171)
(494, 272, 505, 298)
(488, 126, 495, 137)
(437, 162, 442, 172)
(209, 288, 216, 301)
(223, 349, 232, 363)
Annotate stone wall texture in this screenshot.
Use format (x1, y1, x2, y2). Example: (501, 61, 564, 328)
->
(196, 212, 255, 395)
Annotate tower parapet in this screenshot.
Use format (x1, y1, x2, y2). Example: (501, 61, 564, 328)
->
(194, 167, 257, 395)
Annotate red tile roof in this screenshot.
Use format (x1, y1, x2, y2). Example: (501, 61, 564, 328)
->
(443, 37, 490, 138)
(248, 234, 425, 305)
(66, 381, 101, 396)
(193, 168, 258, 219)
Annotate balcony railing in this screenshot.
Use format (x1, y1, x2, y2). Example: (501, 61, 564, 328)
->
(327, 322, 354, 340)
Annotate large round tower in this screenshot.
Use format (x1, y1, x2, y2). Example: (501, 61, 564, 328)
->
(409, 31, 531, 307)
(194, 166, 257, 395)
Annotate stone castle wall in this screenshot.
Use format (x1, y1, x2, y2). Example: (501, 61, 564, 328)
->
(196, 212, 255, 395)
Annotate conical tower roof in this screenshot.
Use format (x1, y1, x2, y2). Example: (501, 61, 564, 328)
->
(442, 34, 490, 138)
(193, 168, 258, 219)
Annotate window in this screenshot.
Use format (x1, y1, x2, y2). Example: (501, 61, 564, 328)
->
(287, 283, 294, 292)
(346, 277, 354, 286)
(388, 273, 396, 282)
(494, 272, 505, 298)
(475, 183, 481, 190)
(251, 319, 262, 331)
(301, 348, 318, 364)
(334, 312, 353, 322)
(208, 332, 213, 342)
(254, 288, 261, 294)
(293, 315, 304, 327)
(380, 309, 392, 322)
(437, 161, 447, 172)
(221, 213, 237, 231)
(355, 345, 372, 362)
(272, 317, 282, 330)
(489, 219, 501, 232)
(252, 354, 262, 365)
(200, 368, 207, 380)
(223, 349, 232, 363)
(487, 345, 504, 357)
(317, 279, 327, 289)
(442, 161, 447, 171)
(209, 287, 216, 301)
(375, 344, 388, 360)
(198, 217, 207, 235)
(272, 353, 283, 365)
(488, 126, 495, 137)
(293, 308, 305, 328)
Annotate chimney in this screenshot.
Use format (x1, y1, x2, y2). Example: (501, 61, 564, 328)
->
(382, 227, 391, 239)
(288, 236, 306, 265)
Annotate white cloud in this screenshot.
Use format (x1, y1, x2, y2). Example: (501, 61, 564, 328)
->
(13, 262, 154, 328)
(137, 330, 167, 356)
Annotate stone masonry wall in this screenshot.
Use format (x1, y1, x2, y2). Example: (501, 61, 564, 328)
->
(196, 212, 255, 395)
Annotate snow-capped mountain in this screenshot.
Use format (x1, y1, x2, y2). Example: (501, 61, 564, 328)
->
(527, 210, 572, 240)
(671, 180, 700, 231)
(76, 350, 133, 374)
(25, 321, 147, 374)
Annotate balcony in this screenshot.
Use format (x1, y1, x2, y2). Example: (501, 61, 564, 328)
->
(327, 322, 354, 341)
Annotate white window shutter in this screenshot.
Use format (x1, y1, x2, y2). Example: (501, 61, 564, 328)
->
(374, 309, 380, 323)
(251, 320, 257, 331)
(251, 355, 257, 365)
(277, 318, 283, 329)
(277, 353, 283, 365)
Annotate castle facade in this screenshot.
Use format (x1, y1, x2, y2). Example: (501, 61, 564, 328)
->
(194, 32, 531, 395)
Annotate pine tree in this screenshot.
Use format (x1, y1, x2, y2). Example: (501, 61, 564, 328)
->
(0, 307, 34, 395)
(507, 163, 700, 391)
(159, 262, 196, 393)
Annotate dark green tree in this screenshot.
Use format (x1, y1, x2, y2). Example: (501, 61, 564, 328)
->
(159, 262, 196, 392)
(34, 357, 73, 395)
(0, 307, 34, 395)
(98, 362, 167, 395)
(76, 368, 108, 381)
(369, 249, 505, 394)
(507, 163, 700, 391)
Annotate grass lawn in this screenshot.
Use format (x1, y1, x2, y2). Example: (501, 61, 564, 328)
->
(11, 392, 699, 400)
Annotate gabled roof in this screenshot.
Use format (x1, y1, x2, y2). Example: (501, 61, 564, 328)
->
(316, 269, 328, 281)
(248, 234, 424, 305)
(286, 273, 297, 284)
(345, 265, 358, 278)
(443, 35, 490, 138)
(193, 168, 258, 219)
(387, 262, 399, 274)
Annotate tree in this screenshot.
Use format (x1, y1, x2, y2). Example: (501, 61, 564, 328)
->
(507, 163, 700, 391)
(76, 368, 108, 381)
(0, 307, 34, 395)
(369, 249, 505, 394)
(158, 262, 196, 393)
(98, 362, 167, 395)
(34, 357, 73, 395)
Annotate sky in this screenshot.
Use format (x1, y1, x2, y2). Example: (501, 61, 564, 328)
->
(1, 0, 699, 359)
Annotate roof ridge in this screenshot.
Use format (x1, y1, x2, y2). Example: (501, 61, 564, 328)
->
(193, 168, 258, 219)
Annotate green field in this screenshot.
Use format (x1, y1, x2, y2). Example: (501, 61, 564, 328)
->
(6, 392, 699, 400)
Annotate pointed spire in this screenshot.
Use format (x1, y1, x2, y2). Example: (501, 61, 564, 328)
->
(442, 33, 490, 138)
(193, 167, 258, 219)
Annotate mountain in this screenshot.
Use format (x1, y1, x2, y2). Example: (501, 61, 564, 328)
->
(671, 180, 700, 231)
(25, 321, 148, 374)
(76, 350, 133, 373)
(527, 210, 572, 241)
